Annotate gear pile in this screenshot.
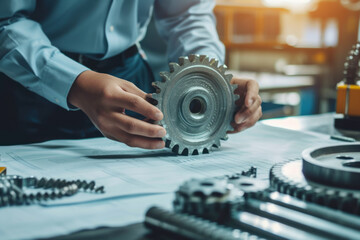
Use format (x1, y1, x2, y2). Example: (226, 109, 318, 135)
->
(146, 144, 360, 239)
(152, 54, 237, 155)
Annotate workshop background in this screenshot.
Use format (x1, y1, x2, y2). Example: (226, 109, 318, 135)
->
(141, 0, 359, 119)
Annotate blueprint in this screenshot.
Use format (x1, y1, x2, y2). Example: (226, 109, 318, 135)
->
(0, 122, 338, 239)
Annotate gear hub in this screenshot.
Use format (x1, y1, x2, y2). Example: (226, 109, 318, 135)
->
(152, 55, 237, 155)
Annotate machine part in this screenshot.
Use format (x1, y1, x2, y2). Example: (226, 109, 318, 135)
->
(335, 42, 360, 130)
(270, 159, 360, 215)
(173, 177, 244, 222)
(168, 172, 360, 240)
(0, 175, 105, 207)
(152, 54, 237, 155)
(173, 176, 269, 223)
(335, 84, 360, 118)
(145, 206, 259, 240)
(226, 166, 257, 178)
(302, 144, 360, 189)
(0, 167, 6, 176)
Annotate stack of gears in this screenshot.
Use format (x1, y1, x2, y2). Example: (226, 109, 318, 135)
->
(146, 144, 360, 240)
(0, 175, 105, 207)
(152, 54, 237, 155)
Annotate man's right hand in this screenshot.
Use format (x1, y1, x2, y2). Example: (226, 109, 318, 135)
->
(68, 70, 166, 149)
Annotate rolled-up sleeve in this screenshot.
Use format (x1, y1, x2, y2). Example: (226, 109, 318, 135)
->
(153, 0, 225, 63)
(0, 0, 89, 110)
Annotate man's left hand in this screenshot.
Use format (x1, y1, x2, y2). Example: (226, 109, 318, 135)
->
(228, 77, 262, 134)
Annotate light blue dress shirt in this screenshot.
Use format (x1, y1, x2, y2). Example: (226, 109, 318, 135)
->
(0, 0, 224, 110)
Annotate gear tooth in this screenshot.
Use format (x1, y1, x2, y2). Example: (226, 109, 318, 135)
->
(182, 148, 189, 156)
(178, 56, 190, 66)
(177, 146, 185, 155)
(225, 74, 233, 82)
(202, 56, 210, 65)
(172, 144, 180, 154)
(199, 55, 207, 62)
(227, 126, 235, 132)
(165, 139, 171, 148)
(210, 58, 219, 68)
(202, 148, 209, 154)
(169, 63, 180, 73)
(218, 65, 227, 74)
(189, 54, 200, 63)
(151, 93, 159, 101)
(231, 84, 237, 92)
(192, 149, 199, 155)
(221, 134, 229, 141)
(159, 71, 170, 82)
(151, 82, 163, 93)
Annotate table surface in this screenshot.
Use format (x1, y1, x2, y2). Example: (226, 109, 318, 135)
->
(41, 112, 359, 240)
(262, 112, 360, 140)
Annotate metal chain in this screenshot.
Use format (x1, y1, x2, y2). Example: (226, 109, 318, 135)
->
(0, 176, 105, 207)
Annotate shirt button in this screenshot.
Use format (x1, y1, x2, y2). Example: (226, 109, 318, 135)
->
(109, 25, 114, 32)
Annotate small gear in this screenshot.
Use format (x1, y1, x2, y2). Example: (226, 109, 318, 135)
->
(173, 177, 244, 223)
(152, 54, 237, 155)
(173, 175, 269, 223)
(270, 159, 360, 215)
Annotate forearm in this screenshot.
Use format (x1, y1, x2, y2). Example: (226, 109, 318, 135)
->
(0, 1, 88, 110)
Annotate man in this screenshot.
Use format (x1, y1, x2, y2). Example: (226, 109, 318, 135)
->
(0, 0, 262, 148)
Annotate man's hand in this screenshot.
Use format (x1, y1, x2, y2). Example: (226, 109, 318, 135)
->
(68, 70, 166, 149)
(228, 77, 262, 134)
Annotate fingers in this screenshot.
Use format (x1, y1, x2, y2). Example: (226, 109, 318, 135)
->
(121, 80, 147, 99)
(232, 78, 260, 107)
(234, 94, 262, 124)
(97, 112, 166, 149)
(228, 106, 262, 134)
(116, 113, 166, 138)
(114, 91, 163, 121)
(107, 130, 165, 149)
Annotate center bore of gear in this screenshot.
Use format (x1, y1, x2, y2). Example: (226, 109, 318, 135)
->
(151, 54, 237, 155)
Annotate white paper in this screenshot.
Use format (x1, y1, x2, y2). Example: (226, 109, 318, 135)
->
(0, 123, 338, 239)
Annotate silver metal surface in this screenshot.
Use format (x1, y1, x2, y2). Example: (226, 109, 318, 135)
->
(152, 54, 237, 155)
(302, 144, 360, 189)
(145, 206, 255, 240)
(270, 157, 360, 215)
(171, 172, 360, 240)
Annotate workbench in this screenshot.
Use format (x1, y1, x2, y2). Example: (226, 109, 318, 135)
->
(0, 113, 353, 240)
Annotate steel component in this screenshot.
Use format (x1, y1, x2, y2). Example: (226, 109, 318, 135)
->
(152, 54, 237, 155)
(169, 170, 360, 240)
(0, 176, 105, 207)
(270, 159, 360, 215)
(145, 206, 257, 240)
(302, 144, 360, 189)
(173, 177, 244, 222)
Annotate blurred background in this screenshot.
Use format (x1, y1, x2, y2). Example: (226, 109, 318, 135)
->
(141, 0, 360, 119)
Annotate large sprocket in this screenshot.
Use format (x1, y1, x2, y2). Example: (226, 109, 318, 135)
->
(152, 54, 237, 155)
(270, 159, 360, 215)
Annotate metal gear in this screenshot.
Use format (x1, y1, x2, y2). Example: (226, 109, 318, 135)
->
(302, 144, 360, 189)
(170, 171, 360, 240)
(270, 157, 360, 215)
(173, 177, 244, 222)
(151, 54, 237, 155)
(173, 175, 269, 223)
